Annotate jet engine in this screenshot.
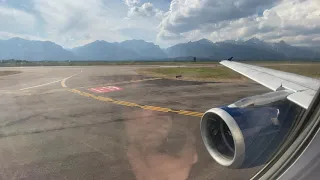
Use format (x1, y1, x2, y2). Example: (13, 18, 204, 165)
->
(200, 90, 303, 168)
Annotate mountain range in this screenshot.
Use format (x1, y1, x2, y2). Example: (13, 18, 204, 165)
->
(0, 37, 319, 61)
(0, 37, 75, 61)
(166, 38, 320, 60)
(71, 40, 167, 60)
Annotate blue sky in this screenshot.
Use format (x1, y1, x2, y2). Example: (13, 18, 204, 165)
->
(0, 0, 319, 48)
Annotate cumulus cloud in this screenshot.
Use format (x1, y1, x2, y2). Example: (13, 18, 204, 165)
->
(157, 0, 320, 46)
(124, 0, 165, 19)
(127, 2, 164, 18)
(209, 0, 320, 46)
(159, 0, 280, 37)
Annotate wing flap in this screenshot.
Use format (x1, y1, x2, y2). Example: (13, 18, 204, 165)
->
(287, 90, 316, 109)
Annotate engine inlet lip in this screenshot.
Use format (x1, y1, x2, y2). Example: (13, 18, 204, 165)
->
(200, 108, 245, 168)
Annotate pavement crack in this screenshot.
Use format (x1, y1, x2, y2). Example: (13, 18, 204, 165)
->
(0, 118, 128, 139)
(1, 113, 43, 127)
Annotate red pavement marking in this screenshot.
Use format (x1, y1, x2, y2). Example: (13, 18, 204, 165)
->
(89, 86, 123, 93)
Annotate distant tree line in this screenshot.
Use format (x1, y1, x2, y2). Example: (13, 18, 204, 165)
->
(0, 59, 29, 63)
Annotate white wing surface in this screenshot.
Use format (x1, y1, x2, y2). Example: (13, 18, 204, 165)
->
(220, 60, 320, 109)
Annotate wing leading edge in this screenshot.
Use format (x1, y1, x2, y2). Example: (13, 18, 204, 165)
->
(220, 60, 320, 109)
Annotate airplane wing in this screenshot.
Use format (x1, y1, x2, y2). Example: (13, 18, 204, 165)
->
(220, 60, 320, 109)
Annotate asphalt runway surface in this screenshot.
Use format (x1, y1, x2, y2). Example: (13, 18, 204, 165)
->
(0, 66, 269, 180)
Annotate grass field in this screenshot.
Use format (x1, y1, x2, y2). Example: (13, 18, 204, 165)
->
(0, 71, 21, 76)
(3, 60, 319, 67)
(0, 61, 220, 67)
(138, 66, 245, 82)
(138, 63, 320, 81)
(262, 64, 320, 78)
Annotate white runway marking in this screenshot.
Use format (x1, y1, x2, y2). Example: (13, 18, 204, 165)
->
(19, 79, 62, 90)
(19, 70, 82, 91)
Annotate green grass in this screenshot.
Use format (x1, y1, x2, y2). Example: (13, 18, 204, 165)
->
(0, 60, 219, 67)
(262, 64, 320, 78)
(149, 67, 241, 78)
(138, 66, 244, 82)
(1, 60, 319, 67)
(138, 63, 320, 81)
(0, 71, 21, 76)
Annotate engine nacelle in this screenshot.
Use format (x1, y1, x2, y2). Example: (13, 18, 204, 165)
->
(200, 100, 302, 168)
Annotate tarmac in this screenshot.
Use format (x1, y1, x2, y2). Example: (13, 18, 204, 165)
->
(0, 66, 269, 180)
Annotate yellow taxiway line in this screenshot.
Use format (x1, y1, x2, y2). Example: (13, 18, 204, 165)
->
(68, 88, 204, 118)
(64, 73, 203, 118)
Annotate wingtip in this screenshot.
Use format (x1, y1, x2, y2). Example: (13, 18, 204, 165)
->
(220, 60, 228, 64)
(227, 57, 234, 61)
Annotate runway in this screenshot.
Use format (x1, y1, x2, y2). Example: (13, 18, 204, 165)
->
(0, 66, 269, 180)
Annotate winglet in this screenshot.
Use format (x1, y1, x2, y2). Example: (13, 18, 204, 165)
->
(227, 57, 234, 61)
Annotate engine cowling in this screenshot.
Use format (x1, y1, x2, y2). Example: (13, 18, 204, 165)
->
(200, 100, 302, 168)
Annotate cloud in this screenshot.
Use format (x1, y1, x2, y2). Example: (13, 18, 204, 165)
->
(157, 0, 320, 46)
(157, 30, 184, 41)
(159, 0, 280, 35)
(31, 0, 132, 47)
(217, 0, 320, 46)
(0, 5, 36, 35)
(16, 0, 163, 47)
(124, 0, 165, 19)
(125, 0, 140, 7)
(0, 31, 45, 42)
(127, 2, 164, 18)
(119, 27, 157, 41)
(0, 0, 163, 48)
(0, 0, 319, 48)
